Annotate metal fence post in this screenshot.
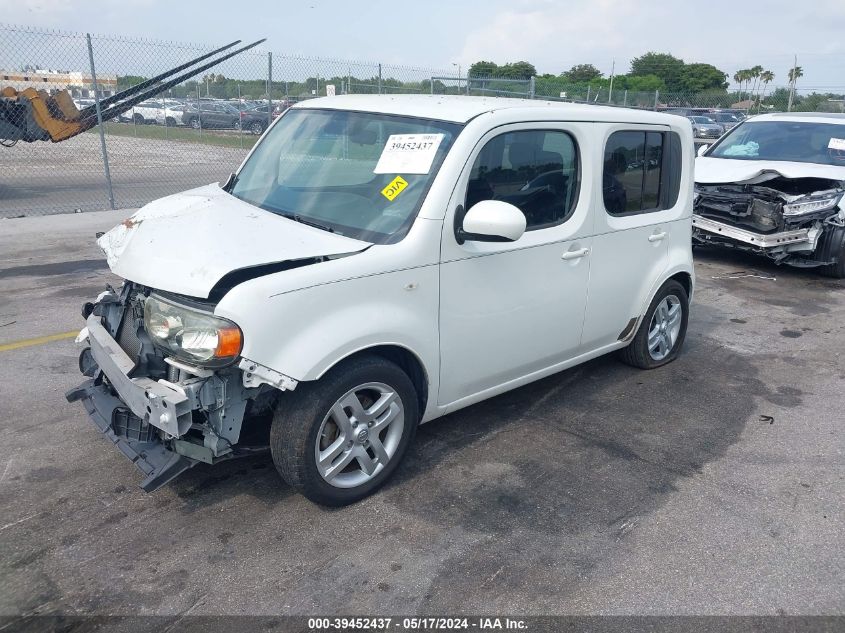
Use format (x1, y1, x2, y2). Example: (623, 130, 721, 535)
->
(378, 64, 382, 94)
(267, 51, 273, 128)
(85, 33, 116, 210)
(586, 85, 591, 103)
(654, 90, 659, 110)
(623, 90, 628, 106)
(529, 76, 535, 99)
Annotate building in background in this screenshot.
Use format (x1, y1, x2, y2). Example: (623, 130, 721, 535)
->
(0, 68, 117, 98)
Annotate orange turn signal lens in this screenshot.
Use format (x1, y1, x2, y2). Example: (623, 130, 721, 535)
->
(215, 326, 243, 359)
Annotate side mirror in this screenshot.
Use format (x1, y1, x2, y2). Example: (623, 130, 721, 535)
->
(455, 200, 527, 245)
(697, 144, 710, 157)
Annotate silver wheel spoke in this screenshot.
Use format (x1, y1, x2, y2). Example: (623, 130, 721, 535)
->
(318, 436, 347, 469)
(647, 295, 683, 361)
(355, 448, 378, 476)
(368, 436, 390, 465)
(367, 391, 397, 422)
(323, 449, 355, 482)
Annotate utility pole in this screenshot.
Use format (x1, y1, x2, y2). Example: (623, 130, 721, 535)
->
(787, 54, 797, 112)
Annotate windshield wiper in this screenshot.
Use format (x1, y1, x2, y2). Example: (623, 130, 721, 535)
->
(294, 214, 335, 233)
(277, 211, 335, 233)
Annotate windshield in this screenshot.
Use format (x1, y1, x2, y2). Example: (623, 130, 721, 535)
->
(229, 108, 462, 243)
(707, 120, 845, 165)
(691, 116, 715, 124)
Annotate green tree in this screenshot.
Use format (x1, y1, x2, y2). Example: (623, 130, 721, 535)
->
(498, 61, 537, 79)
(468, 60, 498, 77)
(630, 52, 684, 91)
(563, 64, 602, 83)
(116, 75, 148, 90)
(678, 63, 728, 92)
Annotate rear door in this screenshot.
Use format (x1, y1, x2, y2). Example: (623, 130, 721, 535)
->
(581, 125, 685, 350)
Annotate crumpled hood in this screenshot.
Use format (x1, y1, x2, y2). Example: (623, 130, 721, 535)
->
(696, 157, 845, 185)
(98, 184, 370, 298)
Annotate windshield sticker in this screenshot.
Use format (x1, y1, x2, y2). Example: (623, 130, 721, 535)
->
(381, 175, 409, 201)
(374, 133, 444, 174)
(722, 141, 759, 157)
(828, 138, 845, 151)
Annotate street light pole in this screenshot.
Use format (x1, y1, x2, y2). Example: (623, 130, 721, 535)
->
(452, 62, 461, 93)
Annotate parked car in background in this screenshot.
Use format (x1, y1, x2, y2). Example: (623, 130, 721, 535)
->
(687, 116, 724, 139)
(68, 96, 695, 505)
(181, 101, 241, 130)
(694, 112, 845, 277)
(125, 100, 165, 125)
(708, 112, 743, 131)
(239, 104, 276, 135)
(155, 103, 185, 127)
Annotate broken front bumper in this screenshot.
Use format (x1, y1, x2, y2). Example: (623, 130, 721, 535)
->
(692, 215, 816, 250)
(66, 314, 199, 490)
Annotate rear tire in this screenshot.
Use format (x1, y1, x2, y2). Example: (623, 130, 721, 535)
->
(270, 355, 419, 506)
(620, 279, 689, 369)
(132, 114, 144, 124)
(250, 121, 265, 135)
(189, 117, 200, 129)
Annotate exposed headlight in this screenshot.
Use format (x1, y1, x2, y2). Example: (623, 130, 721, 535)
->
(783, 193, 843, 217)
(143, 295, 242, 368)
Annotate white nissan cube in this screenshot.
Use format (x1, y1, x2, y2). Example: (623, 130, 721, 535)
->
(68, 95, 695, 505)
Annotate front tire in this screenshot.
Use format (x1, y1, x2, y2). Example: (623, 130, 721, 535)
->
(817, 225, 845, 279)
(620, 279, 689, 369)
(270, 355, 419, 506)
(250, 121, 265, 135)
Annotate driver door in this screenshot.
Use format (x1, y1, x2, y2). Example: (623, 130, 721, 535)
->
(438, 123, 595, 408)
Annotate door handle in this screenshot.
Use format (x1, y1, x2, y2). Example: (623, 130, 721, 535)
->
(648, 232, 667, 242)
(562, 247, 590, 260)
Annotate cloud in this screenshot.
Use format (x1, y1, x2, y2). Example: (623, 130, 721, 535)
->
(455, 0, 845, 87)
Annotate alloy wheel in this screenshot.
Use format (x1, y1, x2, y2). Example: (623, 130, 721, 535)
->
(647, 294, 682, 361)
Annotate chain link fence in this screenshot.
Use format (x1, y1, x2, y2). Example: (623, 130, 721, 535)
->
(2, 23, 844, 217)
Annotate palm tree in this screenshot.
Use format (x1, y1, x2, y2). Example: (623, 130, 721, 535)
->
(757, 70, 774, 112)
(787, 65, 803, 112)
(749, 65, 764, 102)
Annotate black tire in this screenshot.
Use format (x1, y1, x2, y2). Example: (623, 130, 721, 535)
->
(619, 279, 689, 369)
(165, 117, 177, 127)
(232, 120, 241, 131)
(250, 121, 264, 135)
(270, 355, 419, 506)
(189, 117, 200, 129)
(817, 225, 845, 278)
(132, 113, 144, 124)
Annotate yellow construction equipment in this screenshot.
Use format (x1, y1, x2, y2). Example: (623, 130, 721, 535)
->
(0, 38, 265, 146)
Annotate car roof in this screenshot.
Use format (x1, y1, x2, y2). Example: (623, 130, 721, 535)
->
(293, 94, 682, 125)
(748, 112, 845, 124)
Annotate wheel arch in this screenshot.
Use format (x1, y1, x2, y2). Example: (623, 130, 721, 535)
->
(315, 344, 430, 420)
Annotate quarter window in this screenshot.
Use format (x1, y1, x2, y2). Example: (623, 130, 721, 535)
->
(465, 130, 579, 230)
(603, 130, 682, 215)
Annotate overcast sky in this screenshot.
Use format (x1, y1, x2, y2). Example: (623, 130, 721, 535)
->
(3, 0, 844, 90)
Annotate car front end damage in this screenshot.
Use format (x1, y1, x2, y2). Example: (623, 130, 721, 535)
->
(693, 176, 845, 267)
(66, 282, 296, 491)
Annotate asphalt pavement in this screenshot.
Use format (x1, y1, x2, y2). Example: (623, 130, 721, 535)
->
(0, 210, 842, 616)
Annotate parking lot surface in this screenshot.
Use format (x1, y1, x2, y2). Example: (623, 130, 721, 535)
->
(0, 211, 842, 616)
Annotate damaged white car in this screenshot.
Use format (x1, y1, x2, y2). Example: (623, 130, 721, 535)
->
(67, 95, 695, 505)
(693, 113, 845, 277)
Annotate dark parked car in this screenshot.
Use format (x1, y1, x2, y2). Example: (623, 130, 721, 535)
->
(239, 104, 275, 135)
(181, 101, 240, 130)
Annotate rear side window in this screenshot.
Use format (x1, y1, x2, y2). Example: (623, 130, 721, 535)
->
(603, 130, 682, 215)
(465, 129, 580, 230)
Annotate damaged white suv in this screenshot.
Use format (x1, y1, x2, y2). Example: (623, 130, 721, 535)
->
(68, 95, 694, 505)
(693, 112, 845, 277)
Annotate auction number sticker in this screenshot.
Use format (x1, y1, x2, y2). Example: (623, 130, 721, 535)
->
(374, 133, 444, 174)
(829, 137, 845, 151)
(381, 175, 409, 201)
